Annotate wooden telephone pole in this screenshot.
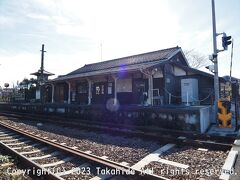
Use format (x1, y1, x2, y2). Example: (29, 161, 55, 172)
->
(40, 44, 46, 103)
(40, 44, 46, 83)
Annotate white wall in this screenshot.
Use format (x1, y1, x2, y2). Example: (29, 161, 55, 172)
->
(153, 70, 163, 78)
(174, 66, 186, 76)
(200, 106, 211, 133)
(92, 76, 107, 83)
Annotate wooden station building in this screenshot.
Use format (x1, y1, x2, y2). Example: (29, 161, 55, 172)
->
(45, 46, 215, 107)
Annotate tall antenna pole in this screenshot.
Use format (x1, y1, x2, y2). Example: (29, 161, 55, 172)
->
(229, 39, 234, 82)
(211, 0, 219, 123)
(100, 42, 103, 61)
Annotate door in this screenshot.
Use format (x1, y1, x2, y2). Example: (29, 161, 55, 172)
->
(55, 83, 68, 103)
(76, 82, 88, 104)
(93, 82, 107, 104)
(133, 79, 147, 104)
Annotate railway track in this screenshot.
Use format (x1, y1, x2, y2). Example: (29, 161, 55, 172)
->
(0, 121, 163, 180)
(0, 112, 237, 179)
(0, 111, 235, 151)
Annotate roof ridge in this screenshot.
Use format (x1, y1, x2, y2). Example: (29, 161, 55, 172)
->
(76, 59, 168, 75)
(67, 46, 181, 76)
(84, 46, 180, 67)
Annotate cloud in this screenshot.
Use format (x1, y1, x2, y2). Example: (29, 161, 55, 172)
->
(0, 0, 239, 86)
(0, 53, 39, 87)
(0, 48, 102, 88)
(26, 13, 50, 21)
(0, 16, 16, 27)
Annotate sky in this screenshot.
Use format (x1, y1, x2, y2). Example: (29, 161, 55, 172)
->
(0, 0, 239, 87)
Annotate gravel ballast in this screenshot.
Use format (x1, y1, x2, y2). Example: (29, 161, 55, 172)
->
(1, 119, 161, 165)
(144, 146, 228, 179)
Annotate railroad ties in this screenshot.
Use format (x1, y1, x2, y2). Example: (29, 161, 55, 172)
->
(0, 116, 238, 179)
(0, 123, 161, 180)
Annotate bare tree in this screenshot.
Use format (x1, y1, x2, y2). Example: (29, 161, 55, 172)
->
(184, 49, 210, 69)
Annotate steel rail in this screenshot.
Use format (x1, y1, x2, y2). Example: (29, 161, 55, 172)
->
(0, 112, 233, 151)
(0, 111, 236, 144)
(0, 135, 62, 180)
(0, 121, 165, 180)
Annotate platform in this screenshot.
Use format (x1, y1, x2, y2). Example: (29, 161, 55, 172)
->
(207, 124, 240, 137)
(229, 140, 240, 180)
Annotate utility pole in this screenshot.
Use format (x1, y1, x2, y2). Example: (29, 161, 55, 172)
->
(211, 0, 219, 122)
(40, 44, 46, 103)
(229, 39, 234, 82)
(40, 44, 46, 83)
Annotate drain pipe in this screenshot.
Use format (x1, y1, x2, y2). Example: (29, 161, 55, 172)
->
(186, 91, 190, 106)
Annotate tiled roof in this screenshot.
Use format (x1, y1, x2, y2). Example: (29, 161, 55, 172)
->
(67, 46, 180, 76)
(51, 61, 161, 82)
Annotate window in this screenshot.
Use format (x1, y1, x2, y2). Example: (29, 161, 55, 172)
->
(77, 84, 87, 93)
(71, 92, 76, 101)
(153, 89, 159, 97)
(108, 83, 112, 94)
(101, 85, 104, 94)
(96, 86, 100, 95)
(96, 85, 105, 95)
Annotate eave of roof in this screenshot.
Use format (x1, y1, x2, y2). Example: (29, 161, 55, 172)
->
(222, 75, 240, 82)
(49, 60, 167, 82)
(30, 69, 55, 76)
(173, 63, 214, 78)
(174, 63, 229, 82)
(50, 46, 184, 82)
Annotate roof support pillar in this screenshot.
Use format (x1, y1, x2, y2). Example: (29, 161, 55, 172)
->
(140, 68, 156, 106)
(87, 78, 92, 105)
(51, 84, 55, 103)
(112, 75, 118, 105)
(147, 75, 153, 106)
(67, 81, 71, 104)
